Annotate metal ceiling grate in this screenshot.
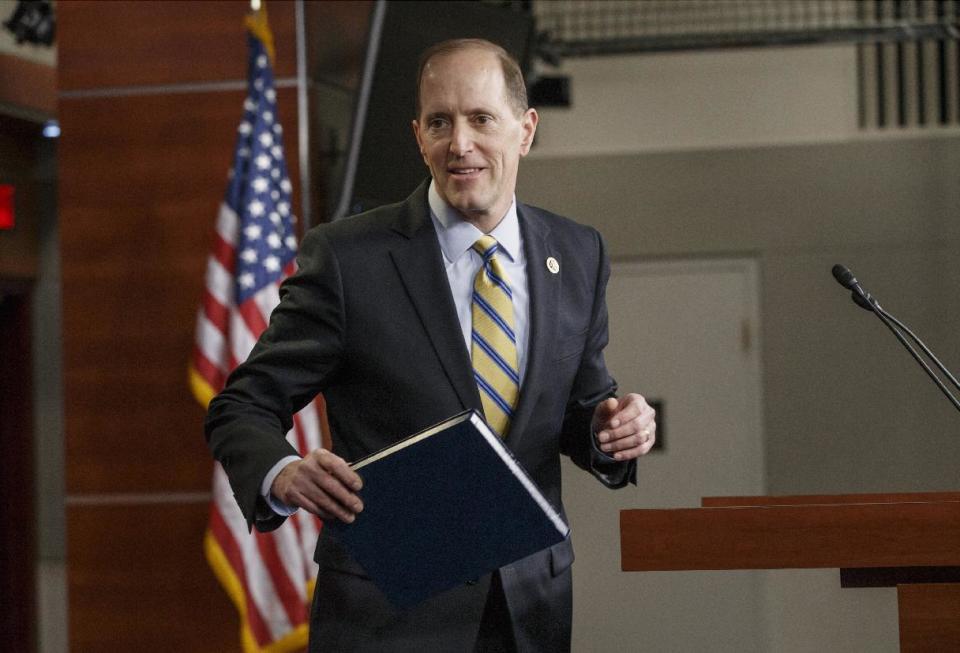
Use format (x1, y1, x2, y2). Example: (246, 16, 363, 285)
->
(533, 0, 960, 57)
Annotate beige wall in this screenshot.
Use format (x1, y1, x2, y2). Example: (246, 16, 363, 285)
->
(518, 43, 960, 652)
(530, 46, 861, 157)
(520, 136, 960, 496)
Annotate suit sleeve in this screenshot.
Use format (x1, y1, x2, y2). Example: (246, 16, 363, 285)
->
(205, 227, 346, 530)
(558, 229, 637, 488)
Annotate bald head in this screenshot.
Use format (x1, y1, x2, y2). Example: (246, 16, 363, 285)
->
(415, 38, 528, 119)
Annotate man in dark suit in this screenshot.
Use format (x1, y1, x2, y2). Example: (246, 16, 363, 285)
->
(206, 38, 656, 652)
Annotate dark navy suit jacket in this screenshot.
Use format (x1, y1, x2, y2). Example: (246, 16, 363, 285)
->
(205, 180, 635, 651)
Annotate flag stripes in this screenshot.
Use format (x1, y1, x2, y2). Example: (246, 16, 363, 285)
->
(190, 9, 321, 652)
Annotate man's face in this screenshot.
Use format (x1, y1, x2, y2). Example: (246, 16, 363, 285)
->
(412, 48, 538, 229)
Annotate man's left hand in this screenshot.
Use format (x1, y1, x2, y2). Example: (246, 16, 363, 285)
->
(592, 393, 656, 461)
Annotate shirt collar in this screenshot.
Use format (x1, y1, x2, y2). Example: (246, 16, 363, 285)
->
(428, 180, 521, 264)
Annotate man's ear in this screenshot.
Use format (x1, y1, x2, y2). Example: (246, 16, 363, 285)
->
(411, 119, 428, 164)
(519, 108, 539, 156)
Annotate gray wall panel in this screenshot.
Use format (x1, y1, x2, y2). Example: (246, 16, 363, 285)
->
(519, 135, 960, 496)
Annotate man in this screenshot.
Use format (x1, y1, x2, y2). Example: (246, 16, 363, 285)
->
(206, 38, 656, 652)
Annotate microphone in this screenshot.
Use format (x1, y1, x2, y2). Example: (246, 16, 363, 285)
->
(830, 263, 857, 289)
(831, 264, 960, 413)
(831, 264, 878, 311)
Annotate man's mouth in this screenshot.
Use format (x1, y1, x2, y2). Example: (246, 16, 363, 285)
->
(448, 167, 483, 177)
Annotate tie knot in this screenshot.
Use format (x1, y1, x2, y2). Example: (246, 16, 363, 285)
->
(472, 235, 499, 260)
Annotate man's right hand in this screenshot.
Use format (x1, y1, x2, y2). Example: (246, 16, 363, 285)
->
(271, 448, 364, 523)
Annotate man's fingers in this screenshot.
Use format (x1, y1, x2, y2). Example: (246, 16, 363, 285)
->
(294, 476, 362, 523)
(596, 397, 619, 421)
(610, 437, 656, 460)
(316, 450, 363, 491)
(316, 471, 364, 513)
(611, 394, 644, 424)
(601, 414, 655, 443)
(280, 449, 364, 523)
(293, 494, 329, 520)
(601, 432, 639, 453)
(601, 423, 656, 452)
(595, 394, 650, 437)
(300, 489, 358, 523)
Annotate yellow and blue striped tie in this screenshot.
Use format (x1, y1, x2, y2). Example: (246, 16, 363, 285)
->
(471, 235, 519, 437)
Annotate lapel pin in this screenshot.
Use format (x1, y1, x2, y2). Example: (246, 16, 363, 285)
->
(546, 257, 559, 274)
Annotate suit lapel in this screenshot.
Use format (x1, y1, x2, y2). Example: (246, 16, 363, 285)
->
(508, 204, 558, 446)
(389, 183, 482, 413)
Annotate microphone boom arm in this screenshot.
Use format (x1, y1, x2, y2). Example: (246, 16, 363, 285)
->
(833, 263, 960, 414)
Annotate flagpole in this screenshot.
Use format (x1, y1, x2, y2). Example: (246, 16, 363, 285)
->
(295, 0, 311, 230)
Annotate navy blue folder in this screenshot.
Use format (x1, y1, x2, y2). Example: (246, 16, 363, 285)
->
(324, 409, 569, 608)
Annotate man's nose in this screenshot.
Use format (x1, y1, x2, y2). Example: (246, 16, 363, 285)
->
(449, 122, 473, 157)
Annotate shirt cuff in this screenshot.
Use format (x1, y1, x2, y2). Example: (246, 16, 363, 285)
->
(260, 455, 302, 517)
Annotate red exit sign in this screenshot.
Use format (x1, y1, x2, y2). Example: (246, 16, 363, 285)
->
(0, 185, 13, 230)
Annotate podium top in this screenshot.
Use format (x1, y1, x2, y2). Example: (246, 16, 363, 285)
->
(621, 492, 960, 572)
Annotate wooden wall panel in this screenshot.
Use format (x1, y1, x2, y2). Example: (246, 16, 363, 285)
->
(58, 1, 298, 90)
(60, 88, 301, 494)
(305, 0, 372, 89)
(59, 2, 304, 651)
(67, 503, 240, 653)
(0, 53, 56, 116)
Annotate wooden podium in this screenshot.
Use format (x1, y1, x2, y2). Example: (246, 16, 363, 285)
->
(620, 492, 960, 652)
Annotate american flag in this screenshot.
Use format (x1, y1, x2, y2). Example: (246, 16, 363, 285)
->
(189, 9, 322, 652)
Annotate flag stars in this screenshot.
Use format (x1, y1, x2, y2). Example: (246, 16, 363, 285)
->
(223, 41, 299, 303)
(263, 256, 280, 272)
(252, 177, 269, 194)
(255, 154, 272, 170)
(248, 200, 265, 217)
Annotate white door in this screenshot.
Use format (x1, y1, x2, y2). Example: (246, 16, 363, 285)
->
(564, 257, 767, 652)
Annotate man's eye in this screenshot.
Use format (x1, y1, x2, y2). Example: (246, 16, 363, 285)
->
(475, 115, 492, 124)
(429, 119, 448, 129)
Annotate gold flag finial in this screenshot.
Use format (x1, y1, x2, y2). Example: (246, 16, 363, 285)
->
(244, 2, 275, 65)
